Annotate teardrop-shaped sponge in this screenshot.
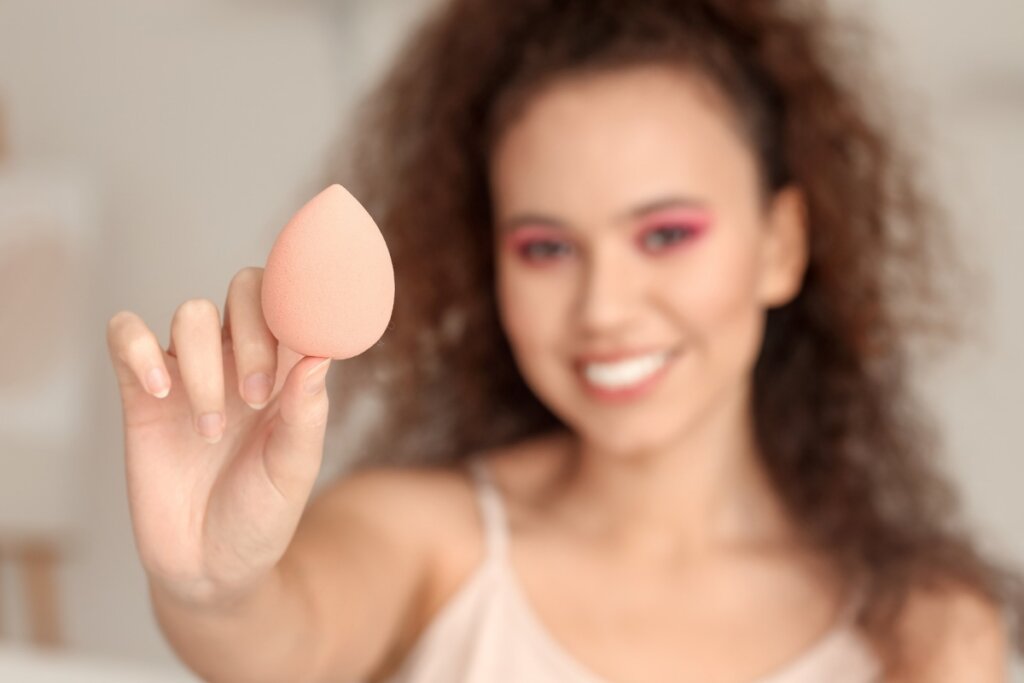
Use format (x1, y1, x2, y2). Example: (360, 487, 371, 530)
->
(261, 184, 394, 359)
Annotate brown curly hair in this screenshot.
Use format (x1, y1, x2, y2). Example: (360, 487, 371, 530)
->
(319, 0, 1024, 673)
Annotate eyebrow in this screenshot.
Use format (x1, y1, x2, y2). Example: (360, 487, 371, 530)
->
(498, 195, 708, 233)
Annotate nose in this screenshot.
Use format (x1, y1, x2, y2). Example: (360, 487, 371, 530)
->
(575, 243, 641, 337)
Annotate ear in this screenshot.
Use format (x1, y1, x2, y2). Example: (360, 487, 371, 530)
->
(756, 184, 809, 308)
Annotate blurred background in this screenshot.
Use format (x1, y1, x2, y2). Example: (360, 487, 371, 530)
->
(0, 0, 1020, 680)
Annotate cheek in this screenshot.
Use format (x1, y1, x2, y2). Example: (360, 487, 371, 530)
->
(662, 238, 765, 361)
(495, 257, 571, 353)
(495, 260, 579, 410)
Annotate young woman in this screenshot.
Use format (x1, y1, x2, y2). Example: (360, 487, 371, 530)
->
(108, 1, 1023, 681)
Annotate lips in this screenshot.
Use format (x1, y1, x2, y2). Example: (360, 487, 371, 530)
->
(575, 348, 678, 402)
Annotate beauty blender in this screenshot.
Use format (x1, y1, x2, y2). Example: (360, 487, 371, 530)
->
(261, 184, 394, 359)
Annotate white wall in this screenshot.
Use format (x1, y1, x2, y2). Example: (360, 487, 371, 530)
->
(0, 0, 1020, 678)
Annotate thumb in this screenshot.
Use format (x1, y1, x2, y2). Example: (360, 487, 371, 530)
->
(262, 356, 333, 503)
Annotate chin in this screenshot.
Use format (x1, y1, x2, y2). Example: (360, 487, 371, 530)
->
(544, 394, 680, 458)
(579, 417, 682, 460)
(523, 365, 682, 457)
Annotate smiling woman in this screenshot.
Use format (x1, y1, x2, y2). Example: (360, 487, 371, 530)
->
(309, 0, 1024, 681)
(93, 0, 1022, 681)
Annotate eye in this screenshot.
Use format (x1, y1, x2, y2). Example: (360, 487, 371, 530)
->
(518, 239, 572, 262)
(640, 225, 697, 252)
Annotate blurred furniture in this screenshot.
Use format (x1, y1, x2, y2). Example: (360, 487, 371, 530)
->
(0, 99, 98, 649)
(0, 534, 62, 647)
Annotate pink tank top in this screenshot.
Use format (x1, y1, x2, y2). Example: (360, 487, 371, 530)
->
(381, 459, 883, 683)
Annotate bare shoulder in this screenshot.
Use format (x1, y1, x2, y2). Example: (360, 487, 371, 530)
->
(289, 460, 484, 681)
(892, 578, 1009, 682)
(307, 427, 572, 570)
(310, 461, 480, 554)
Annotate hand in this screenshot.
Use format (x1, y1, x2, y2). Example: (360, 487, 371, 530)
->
(107, 267, 333, 609)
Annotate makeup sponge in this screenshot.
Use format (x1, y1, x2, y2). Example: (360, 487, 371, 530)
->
(261, 184, 394, 359)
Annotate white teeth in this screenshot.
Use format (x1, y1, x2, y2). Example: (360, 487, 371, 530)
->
(582, 351, 670, 389)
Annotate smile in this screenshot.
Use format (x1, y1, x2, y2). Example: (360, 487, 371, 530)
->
(577, 348, 678, 401)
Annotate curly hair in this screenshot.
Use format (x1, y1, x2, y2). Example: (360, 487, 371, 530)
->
(319, 0, 1024, 673)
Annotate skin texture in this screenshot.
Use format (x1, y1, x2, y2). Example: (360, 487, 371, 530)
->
(490, 64, 809, 559)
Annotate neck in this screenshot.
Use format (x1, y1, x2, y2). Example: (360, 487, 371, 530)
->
(557, 382, 798, 562)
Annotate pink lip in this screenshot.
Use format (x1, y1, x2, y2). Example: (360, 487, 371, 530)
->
(576, 350, 678, 403)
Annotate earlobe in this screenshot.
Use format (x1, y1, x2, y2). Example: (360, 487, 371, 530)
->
(758, 184, 809, 308)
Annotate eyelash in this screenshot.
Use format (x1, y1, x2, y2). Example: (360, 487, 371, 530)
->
(515, 225, 699, 263)
(641, 225, 696, 250)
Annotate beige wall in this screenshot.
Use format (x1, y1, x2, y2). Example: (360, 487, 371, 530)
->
(0, 0, 1019, 677)
(0, 0, 430, 673)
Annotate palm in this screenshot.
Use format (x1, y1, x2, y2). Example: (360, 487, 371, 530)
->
(121, 344, 310, 604)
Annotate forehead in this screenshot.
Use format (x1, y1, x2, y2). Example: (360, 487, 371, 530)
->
(488, 64, 760, 220)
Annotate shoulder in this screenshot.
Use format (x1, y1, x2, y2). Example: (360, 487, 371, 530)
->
(284, 463, 486, 682)
(892, 578, 1009, 682)
(312, 461, 480, 554)
(312, 427, 569, 549)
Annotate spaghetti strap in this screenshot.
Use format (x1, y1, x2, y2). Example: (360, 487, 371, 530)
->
(467, 459, 510, 560)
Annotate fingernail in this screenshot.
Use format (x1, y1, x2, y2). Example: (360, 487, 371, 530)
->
(304, 359, 331, 395)
(196, 412, 225, 443)
(146, 367, 170, 398)
(243, 373, 273, 409)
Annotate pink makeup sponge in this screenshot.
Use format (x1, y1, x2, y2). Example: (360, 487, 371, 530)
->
(261, 184, 395, 359)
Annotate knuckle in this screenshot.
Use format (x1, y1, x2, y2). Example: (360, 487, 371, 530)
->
(281, 393, 330, 429)
(188, 374, 225, 403)
(105, 312, 154, 366)
(306, 397, 331, 427)
(122, 334, 154, 364)
(233, 337, 274, 363)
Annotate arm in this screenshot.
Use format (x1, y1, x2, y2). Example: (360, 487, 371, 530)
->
(151, 466, 439, 683)
(282, 465, 442, 682)
(150, 561, 319, 683)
